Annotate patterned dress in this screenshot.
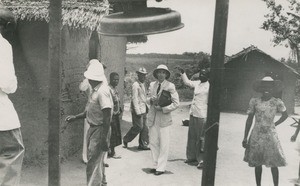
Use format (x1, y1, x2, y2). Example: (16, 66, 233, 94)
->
(244, 97, 287, 167)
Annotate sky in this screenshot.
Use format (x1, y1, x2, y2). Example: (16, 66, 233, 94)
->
(127, 0, 291, 60)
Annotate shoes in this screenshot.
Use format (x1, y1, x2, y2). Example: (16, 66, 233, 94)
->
(149, 168, 156, 173)
(104, 163, 109, 167)
(154, 171, 165, 176)
(197, 161, 204, 169)
(138, 146, 150, 150)
(108, 152, 121, 159)
(123, 141, 128, 148)
(184, 159, 197, 164)
(102, 180, 107, 185)
(110, 154, 121, 159)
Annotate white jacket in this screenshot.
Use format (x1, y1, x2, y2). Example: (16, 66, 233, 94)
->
(146, 80, 179, 128)
(131, 81, 148, 115)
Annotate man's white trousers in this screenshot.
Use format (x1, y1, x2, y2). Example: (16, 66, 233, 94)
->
(149, 123, 170, 172)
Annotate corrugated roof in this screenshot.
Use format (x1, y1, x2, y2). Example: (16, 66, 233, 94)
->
(1, 0, 110, 31)
(226, 45, 300, 79)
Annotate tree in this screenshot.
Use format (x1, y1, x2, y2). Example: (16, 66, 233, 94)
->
(262, 0, 300, 68)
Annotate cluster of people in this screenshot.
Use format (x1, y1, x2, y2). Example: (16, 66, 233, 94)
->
(64, 61, 212, 185)
(2, 4, 300, 186)
(0, 5, 211, 185)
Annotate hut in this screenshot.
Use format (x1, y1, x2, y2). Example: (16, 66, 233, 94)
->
(222, 45, 300, 114)
(2, 0, 128, 165)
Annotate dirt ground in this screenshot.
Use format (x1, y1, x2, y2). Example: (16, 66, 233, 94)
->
(19, 103, 300, 186)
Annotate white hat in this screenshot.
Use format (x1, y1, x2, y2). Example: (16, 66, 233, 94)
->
(253, 76, 283, 93)
(153, 64, 171, 79)
(84, 59, 106, 82)
(136, 67, 147, 74)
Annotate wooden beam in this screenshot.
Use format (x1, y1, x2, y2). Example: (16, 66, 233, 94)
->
(201, 0, 229, 185)
(48, 0, 62, 185)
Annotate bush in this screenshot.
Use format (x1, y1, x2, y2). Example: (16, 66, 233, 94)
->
(177, 88, 194, 101)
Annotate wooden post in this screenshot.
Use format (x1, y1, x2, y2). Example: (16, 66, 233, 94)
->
(48, 0, 62, 185)
(201, 0, 229, 185)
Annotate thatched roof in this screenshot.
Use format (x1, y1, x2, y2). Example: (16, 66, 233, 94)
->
(226, 45, 300, 78)
(1, 0, 110, 31)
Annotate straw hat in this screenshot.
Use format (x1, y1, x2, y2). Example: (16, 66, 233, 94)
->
(84, 59, 106, 82)
(136, 67, 148, 74)
(252, 76, 283, 93)
(153, 64, 171, 79)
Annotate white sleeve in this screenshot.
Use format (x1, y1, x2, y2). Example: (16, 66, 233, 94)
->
(181, 73, 198, 88)
(0, 41, 17, 94)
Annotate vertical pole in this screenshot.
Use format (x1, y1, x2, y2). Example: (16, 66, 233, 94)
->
(48, 0, 62, 185)
(201, 0, 229, 185)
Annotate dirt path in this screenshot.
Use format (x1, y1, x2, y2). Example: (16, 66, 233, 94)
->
(19, 103, 300, 186)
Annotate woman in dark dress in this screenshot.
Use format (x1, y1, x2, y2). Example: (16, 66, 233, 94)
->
(108, 72, 122, 158)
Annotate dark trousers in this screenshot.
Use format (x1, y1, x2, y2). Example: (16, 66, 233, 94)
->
(123, 112, 149, 147)
(186, 115, 206, 162)
(110, 114, 122, 148)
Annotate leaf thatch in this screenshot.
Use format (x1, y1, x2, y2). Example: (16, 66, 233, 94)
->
(1, 0, 110, 31)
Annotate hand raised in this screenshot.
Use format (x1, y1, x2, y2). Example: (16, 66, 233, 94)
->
(175, 66, 184, 74)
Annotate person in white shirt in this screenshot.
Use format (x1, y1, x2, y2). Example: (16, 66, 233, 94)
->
(176, 66, 210, 169)
(0, 6, 25, 186)
(65, 61, 112, 186)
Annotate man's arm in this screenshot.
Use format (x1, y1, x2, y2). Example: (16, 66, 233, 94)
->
(132, 82, 141, 115)
(181, 73, 197, 88)
(65, 111, 87, 122)
(100, 108, 112, 151)
(161, 83, 180, 113)
(0, 41, 17, 94)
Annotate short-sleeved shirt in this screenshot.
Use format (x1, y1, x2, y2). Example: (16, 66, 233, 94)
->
(247, 97, 286, 126)
(86, 83, 113, 126)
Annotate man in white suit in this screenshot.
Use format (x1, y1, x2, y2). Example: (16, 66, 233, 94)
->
(147, 64, 179, 176)
(123, 67, 150, 150)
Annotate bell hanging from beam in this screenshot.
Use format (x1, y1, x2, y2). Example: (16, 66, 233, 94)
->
(99, 0, 184, 36)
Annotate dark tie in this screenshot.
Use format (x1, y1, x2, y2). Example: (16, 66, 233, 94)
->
(156, 83, 161, 95)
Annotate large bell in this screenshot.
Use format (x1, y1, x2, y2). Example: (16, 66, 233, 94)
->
(99, 4, 184, 36)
